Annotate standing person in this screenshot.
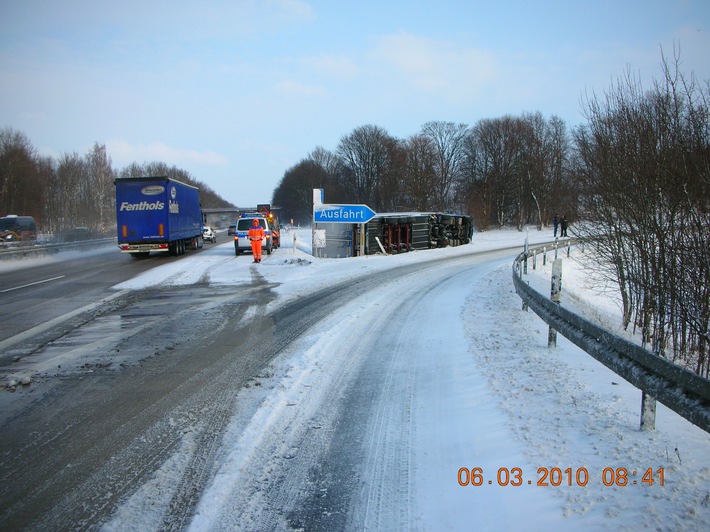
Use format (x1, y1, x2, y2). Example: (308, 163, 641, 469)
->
(248, 218, 265, 263)
(560, 215, 568, 237)
(553, 213, 560, 237)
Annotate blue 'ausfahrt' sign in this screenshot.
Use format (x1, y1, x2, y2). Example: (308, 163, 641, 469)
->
(313, 204, 376, 224)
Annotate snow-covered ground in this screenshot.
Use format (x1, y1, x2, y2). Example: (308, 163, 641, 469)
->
(7, 228, 707, 529)
(97, 227, 710, 531)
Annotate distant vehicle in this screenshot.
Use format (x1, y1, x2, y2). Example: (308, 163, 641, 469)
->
(67, 226, 92, 241)
(233, 216, 274, 256)
(227, 224, 236, 236)
(0, 215, 37, 243)
(202, 226, 216, 243)
(253, 205, 281, 249)
(115, 176, 204, 257)
(265, 212, 280, 249)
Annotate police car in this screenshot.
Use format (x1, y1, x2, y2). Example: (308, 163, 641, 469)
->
(233, 216, 274, 256)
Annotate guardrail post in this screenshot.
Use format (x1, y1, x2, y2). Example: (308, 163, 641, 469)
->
(548, 258, 562, 348)
(640, 392, 657, 431)
(543, 246, 547, 266)
(515, 261, 529, 311)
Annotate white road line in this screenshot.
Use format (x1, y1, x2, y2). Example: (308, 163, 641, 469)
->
(1, 275, 66, 293)
(0, 289, 127, 354)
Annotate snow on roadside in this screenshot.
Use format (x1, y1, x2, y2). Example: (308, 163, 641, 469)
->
(211, 228, 709, 530)
(8, 227, 708, 529)
(467, 258, 710, 530)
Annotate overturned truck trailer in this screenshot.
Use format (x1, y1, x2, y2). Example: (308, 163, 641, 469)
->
(365, 212, 473, 255)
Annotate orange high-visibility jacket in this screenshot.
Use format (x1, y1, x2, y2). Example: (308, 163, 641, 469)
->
(248, 225, 265, 241)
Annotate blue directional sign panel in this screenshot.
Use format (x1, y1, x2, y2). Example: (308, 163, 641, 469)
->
(314, 203, 377, 224)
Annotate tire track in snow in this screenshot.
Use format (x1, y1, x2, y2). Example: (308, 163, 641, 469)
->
(354, 281, 432, 529)
(193, 250, 516, 530)
(347, 262, 476, 530)
(189, 276, 409, 530)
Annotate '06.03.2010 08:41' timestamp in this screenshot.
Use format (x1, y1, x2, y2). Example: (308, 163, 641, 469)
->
(457, 467, 665, 487)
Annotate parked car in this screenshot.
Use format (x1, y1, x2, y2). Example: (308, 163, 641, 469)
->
(227, 224, 236, 236)
(202, 226, 217, 243)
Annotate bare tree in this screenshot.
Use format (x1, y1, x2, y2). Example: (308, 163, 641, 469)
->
(336, 125, 396, 210)
(85, 143, 116, 235)
(520, 112, 571, 230)
(464, 116, 523, 227)
(402, 134, 437, 211)
(420, 121, 468, 210)
(309, 146, 342, 179)
(272, 158, 333, 224)
(574, 52, 710, 376)
(53, 152, 88, 236)
(0, 128, 44, 222)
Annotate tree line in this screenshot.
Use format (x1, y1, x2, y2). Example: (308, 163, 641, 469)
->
(273, 53, 709, 377)
(272, 113, 575, 230)
(574, 58, 710, 378)
(0, 134, 235, 238)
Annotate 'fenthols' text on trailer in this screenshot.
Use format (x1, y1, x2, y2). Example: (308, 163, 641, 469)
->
(120, 201, 165, 211)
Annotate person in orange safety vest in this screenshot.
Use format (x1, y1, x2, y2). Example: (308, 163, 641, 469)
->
(248, 218, 265, 262)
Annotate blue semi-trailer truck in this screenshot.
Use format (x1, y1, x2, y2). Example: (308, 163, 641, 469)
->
(115, 176, 204, 257)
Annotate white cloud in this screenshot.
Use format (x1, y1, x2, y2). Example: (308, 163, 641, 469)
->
(106, 140, 228, 167)
(371, 31, 497, 99)
(301, 54, 360, 81)
(274, 80, 328, 97)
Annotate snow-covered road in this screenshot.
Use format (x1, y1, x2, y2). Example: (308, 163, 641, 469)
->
(182, 248, 563, 531)
(2, 228, 708, 530)
(105, 228, 709, 531)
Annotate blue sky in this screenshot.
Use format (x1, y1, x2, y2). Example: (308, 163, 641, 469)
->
(1, 0, 709, 207)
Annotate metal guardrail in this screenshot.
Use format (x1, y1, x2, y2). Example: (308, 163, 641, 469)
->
(0, 238, 117, 259)
(512, 244, 710, 434)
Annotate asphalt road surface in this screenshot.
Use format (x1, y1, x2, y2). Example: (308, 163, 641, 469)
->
(0, 244, 519, 530)
(0, 245, 179, 348)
